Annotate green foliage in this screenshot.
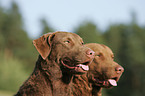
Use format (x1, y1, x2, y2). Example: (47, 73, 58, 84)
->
(0, 2, 36, 92)
(104, 24, 126, 54)
(39, 18, 54, 35)
(0, 2, 37, 71)
(74, 21, 105, 44)
(0, 90, 14, 96)
(105, 23, 145, 96)
(0, 51, 29, 92)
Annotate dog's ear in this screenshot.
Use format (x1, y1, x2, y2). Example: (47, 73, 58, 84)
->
(33, 33, 54, 60)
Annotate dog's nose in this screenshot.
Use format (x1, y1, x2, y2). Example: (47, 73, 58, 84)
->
(86, 49, 95, 58)
(115, 66, 124, 74)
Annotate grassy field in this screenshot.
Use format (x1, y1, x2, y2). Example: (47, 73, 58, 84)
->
(0, 90, 14, 96)
(0, 52, 29, 92)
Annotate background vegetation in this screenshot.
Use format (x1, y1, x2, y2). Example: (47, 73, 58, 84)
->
(0, 2, 145, 96)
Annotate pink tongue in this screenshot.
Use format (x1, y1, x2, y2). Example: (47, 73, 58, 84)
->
(77, 64, 89, 71)
(108, 79, 117, 86)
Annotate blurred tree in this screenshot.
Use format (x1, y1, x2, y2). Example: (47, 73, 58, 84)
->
(0, 2, 37, 70)
(39, 18, 54, 36)
(104, 24, 125, 54)
(104, 18, 145, 96)
(130, 11, 137, 25)
(74, 21, 104, 44)
(4, 2, 28, 50)
(0, 1, 36, 92)
(0, 7, 6, 49)
(126, 24, 145, 96)
(104, 24, 132, 96)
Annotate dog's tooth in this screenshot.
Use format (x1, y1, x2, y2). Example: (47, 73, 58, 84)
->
(82, 65, 89, 71)
(108, 79, 117, 86)
(78, 64, 89, 71)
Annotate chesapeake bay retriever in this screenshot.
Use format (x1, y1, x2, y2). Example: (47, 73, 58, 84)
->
(72, 43, 124, 96)
(15, 31, 95, 96)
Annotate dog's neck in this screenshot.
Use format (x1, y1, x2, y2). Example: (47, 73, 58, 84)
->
(35, 55, 74, 96)
(72, 74, 92, 96)
(92, 85, 102, 96)
(72, 73, 103, 96)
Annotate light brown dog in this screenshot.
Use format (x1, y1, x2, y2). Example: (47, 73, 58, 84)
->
(15, 31, 95, 96)
(73, 43, 124, 96)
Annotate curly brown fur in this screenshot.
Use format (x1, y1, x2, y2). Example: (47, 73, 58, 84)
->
(72, 43, 124, 96)
(15, 32, 95, 96)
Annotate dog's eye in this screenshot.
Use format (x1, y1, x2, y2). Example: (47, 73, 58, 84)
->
(112, 55, 114, 59)
(97, 54, 101, 57)
(64, 40, 70, 43)
(96, 53, 102, 57)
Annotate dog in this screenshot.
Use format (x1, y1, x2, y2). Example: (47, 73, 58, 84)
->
(15, 31, 95, 96)
(72, 43, 124, 96)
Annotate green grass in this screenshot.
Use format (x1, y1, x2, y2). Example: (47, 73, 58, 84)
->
(0, 90, 14, 96)
(0, 52, 29, 92)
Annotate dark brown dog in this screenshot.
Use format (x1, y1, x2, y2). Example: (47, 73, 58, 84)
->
(15, 31, 95, 96)
(73, 43, 124, 96)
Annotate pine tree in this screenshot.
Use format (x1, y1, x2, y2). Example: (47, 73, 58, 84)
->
(74, 21, 104, 44)
(39, 18, 54, 36)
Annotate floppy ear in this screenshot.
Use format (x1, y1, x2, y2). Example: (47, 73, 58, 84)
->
(33, 33, 53, 60)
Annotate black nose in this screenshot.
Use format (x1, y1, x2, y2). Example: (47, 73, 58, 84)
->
(86, 49, 95, 58)
(115, 66, 124, 74)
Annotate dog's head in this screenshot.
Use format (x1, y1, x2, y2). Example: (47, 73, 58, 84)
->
(33, 31, 95, 74)
(85, 43, 124, 88)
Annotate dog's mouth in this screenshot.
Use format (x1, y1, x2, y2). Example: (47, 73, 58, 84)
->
(61, 58, 91, 73)
(93, 77, 119, 88)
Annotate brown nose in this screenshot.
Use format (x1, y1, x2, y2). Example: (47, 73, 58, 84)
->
(115, 66, 124, 74)
(86, 49, 95, 58)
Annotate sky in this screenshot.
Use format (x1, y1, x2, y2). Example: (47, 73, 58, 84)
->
(1, 0, 145, 38)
